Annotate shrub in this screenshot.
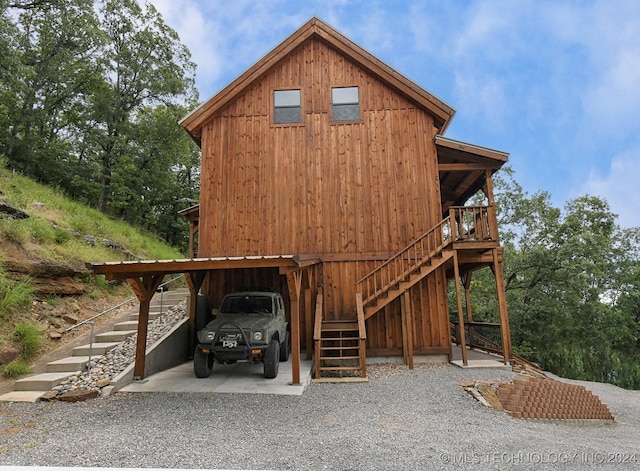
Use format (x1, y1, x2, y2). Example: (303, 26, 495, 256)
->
(26, 217, 56, 243)
(0, 276, 35, 318)
(0, 218, 29, 244)
(2, 360, 31, 378)
(53, 227, 71, 244)
(13, 321, 45, 359)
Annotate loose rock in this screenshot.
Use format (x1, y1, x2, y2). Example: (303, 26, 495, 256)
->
(59, 389, 99, 402)
(47, 300, 187, 399)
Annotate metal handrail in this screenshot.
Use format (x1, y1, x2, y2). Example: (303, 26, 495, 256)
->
(65, 274, 185, 333)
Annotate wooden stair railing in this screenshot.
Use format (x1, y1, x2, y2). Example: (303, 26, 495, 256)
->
(313, 290, 367, 381)
(355, 207, 494, 321)
(355, 217, 454, 321)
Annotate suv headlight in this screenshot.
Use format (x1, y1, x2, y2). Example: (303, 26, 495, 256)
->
(253, 331, 263, 341)
(206, 331, 216, 341)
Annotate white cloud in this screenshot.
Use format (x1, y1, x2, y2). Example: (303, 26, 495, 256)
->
(528, 1, 640, 139)
(586, 147, 640, 228)
(453, 74, 508, 132)
(145, 0, 224, 99)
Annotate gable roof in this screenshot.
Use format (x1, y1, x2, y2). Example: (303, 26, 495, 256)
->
(180, 17, 455, 143)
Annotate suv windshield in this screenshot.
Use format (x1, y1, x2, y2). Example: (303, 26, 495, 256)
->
(220, 295, 273, 314)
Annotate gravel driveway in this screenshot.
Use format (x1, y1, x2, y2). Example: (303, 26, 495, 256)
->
(1, 363, 638, 470)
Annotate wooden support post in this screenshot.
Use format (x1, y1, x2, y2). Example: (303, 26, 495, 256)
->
(313, 287, 323, 380)
(128, 274, 164, 380)
(185, 271, 207, 356)
(401, 291, 414, 369)
(286, 270, 303, 385)
(485, 170, 500, 242)
(493, 248, 512, 364)
(304, 287, 312, 360)
(453, 251, 468, 366)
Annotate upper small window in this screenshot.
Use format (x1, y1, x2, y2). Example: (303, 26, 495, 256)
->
(332, 86, 360, 121)
(274, 89, 301, 124)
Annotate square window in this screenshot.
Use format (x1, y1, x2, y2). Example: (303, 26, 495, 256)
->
(274, 89, 301, 124)
(332, 86, 360, 121)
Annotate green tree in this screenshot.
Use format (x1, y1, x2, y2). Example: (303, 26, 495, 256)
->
(88, 0, 197, 212)
(110, 104, 200, 250)
(1, 0, 103, 186)
(1, 0, 200, 251)
(488, 169, 640, 389)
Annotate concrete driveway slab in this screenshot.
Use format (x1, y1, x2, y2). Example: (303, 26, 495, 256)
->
(120, 359, 313, 396)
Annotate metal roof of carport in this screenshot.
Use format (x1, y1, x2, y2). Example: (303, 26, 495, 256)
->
(87, 255, 320, 386)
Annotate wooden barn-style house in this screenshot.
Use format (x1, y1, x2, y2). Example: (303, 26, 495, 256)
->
(91, 17, 512, 384)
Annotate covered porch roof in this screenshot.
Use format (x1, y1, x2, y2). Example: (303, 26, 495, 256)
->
(436, 135, 509, 214)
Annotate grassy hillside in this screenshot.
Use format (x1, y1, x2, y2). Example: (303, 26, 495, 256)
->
(0, 167, 186, 378)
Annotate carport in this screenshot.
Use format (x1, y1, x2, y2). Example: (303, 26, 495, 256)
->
(88, 255, 319, 385)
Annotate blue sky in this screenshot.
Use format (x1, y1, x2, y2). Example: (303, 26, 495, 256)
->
(150, 0, 640, 228)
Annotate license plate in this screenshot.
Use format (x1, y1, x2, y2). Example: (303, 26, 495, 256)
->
(222, 334, 239, 348)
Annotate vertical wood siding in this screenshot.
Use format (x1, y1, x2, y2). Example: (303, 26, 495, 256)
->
(199, 38, 450, 352)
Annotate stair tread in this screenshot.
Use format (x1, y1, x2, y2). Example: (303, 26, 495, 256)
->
(312, 377, 369, 383)
(320, 335, 360, 340)
(14, 372, 72, 391)
(320, 346, 360, 351)
(321, 327, 358, 332)
(319, 366, 365, 371)
(320, 356, 361, 361)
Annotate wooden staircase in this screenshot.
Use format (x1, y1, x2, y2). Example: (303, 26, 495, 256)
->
(356, 216, 455, 321)
(313, 290, 367, 382)
(313, 207, 495, 379)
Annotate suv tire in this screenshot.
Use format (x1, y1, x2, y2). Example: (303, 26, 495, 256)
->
(279, 331, 290, 362)
(194, 347, 213, 378)
(263, 339, 280, 379)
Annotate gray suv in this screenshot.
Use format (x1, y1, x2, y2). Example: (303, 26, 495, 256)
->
(194, 290, 290, 379)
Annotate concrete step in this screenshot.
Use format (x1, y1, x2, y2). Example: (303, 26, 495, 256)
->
(151, 295, 187, 303)
(46, 356, 91, 373)
(14, 372, 72, 391)
(129, 311, 162, 321)
(151, 291, 188, 300)
(94, 330, 137, 343)
(73, 342, 119, 356)
(0, 391, 47, 403)
(114, 320, 139, 331)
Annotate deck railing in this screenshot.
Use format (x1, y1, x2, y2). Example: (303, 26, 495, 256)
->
(356, 206, 494, 307)
(449, 205, 493, 241)
(452, 321, 503, 354)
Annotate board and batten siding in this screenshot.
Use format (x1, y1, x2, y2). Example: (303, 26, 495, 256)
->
(199, 38, 450, 354)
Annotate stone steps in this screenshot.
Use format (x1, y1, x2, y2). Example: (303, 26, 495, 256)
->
(0, 288, 189, 403)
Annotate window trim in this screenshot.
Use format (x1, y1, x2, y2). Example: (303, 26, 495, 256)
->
(272, 88, 303, 126)
(331, 86, 361, 123)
